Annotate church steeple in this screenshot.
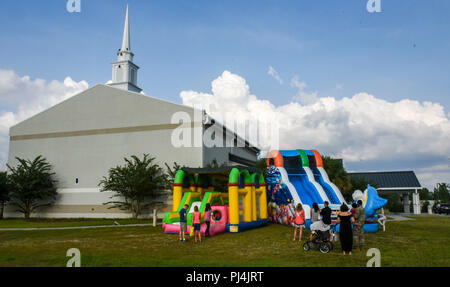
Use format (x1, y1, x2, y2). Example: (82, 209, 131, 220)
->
(121, 5, 131, 52)
(108, 5, 142, 93)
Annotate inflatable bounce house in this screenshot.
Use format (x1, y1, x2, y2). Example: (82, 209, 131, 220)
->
(163, 166, 268, 236)
(266, 149, 388, 233)
(345, 184, 389, 233)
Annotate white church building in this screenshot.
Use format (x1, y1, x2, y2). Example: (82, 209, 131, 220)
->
(6, 6, 259, 218)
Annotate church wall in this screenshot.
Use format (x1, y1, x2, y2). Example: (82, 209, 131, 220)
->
(6, 85, 205, 218)
(7, 128, 203, 218)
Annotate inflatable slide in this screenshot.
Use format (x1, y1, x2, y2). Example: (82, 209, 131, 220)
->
(266, 149, 346, 227)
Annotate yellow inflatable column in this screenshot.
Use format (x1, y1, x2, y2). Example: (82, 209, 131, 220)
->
(172, 170, 186, 212)
(251, 184, 257, 221)
(228, 168, 241, 232)
(228, 184, 239, 226)
(173, 185, 183, 212)
(243, 185, 253, 222)
(259, 184, 268, 219)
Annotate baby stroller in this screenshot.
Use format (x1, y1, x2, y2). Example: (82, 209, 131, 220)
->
(303, 224, 335, 254)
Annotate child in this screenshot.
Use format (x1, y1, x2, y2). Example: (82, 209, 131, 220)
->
(193, 205, 202, 243)
(204, 203, 212, 237)
(179, 204, 188, 242)
(293, 203, 305, 241)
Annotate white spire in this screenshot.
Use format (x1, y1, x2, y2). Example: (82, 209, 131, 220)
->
(108, 5, 142, 93)
(121, 5, 130, 52)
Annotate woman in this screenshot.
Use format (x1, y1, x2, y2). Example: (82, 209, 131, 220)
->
(193, 206, 202, 243)
(337, 204, 354, 255)
(293, 203, 305, 241)
(310, 202, 320, 223)
(204, 203, 212, 237)
(309, 202, 321, 241)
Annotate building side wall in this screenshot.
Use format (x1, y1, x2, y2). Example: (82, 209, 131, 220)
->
(202, 125, 258, 167)
(6, 85, 203, 218)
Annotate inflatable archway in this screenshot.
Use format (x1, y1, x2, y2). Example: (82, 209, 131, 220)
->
(163, 166, 268, 235)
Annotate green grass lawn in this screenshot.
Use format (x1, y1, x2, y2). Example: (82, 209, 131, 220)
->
(0, 218, 153, 228)
(0, 216, 449, 267)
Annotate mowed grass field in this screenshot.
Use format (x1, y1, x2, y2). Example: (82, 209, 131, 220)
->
(0, 216, 448, 267)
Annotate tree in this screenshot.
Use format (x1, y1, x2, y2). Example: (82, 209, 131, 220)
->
(350, 176, 377, 193)
(419, 188, 432, 201)
(7, 156, 57, 219)
(254, 158, 267, 178)
(99, 154, 168, 219)
(0, 171, 11, 219)
(433, 183, 450, 203)
(322, 156, 352, 200)
(164, 162, 184, 189)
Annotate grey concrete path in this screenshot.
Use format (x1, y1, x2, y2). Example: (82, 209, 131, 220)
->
(0, 223, 162, 231)
(385, 214, 414, 221)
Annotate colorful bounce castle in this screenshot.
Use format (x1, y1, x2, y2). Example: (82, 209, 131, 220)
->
(266, 149, 388, 233)
(163, 166, 268, 236)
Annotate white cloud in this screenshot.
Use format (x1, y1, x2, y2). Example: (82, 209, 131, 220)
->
(267, 66, 283, 84)
(0, 69, 88, 168)
(416, 164, 450, 190)
(291, 75, 318, 105)
(181, 70, 450, 189)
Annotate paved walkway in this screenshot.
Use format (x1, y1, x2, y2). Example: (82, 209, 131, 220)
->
(386, 214, 414, 221)
(0, 223, 162, 231)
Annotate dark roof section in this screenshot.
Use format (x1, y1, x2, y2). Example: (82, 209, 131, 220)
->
(228, 153, 256, 167)
(348, 171, 421, 189)
(182, 165, 262, 175)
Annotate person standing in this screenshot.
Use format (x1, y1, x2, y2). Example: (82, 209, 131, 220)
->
(310, 201, 332, 240)
(353, 200, 366, 250)
(193, 205, 202, 243)
(293, 203, 305, 241)
(179, 204, 188, 242)
(350, 203, 358, 216)
(337, 204, 354, 255)
(310, 202, 320, 224)
(204, 203, 212, 237)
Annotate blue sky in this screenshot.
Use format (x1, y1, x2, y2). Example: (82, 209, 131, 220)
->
(1, 0, 449, 108)
(0, 0, 449, 188)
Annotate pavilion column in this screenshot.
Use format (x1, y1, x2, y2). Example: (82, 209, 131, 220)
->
(412, 190, 420, 215)
(402, 193, 410, 213)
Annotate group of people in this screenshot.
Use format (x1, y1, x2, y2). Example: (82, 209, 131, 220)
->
(178, 199, 366, 253)
(292, 201, 331, 241)
(292, 200, 366, 255)
(337, 201, 366, 255)
(178, 203, 213, 243)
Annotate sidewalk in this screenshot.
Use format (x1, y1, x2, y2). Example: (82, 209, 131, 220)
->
(385, 214, 414, 221)
(0, 222, 162, 231)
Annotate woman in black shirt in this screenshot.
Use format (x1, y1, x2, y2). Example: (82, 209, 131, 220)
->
(337, 204, 354, 255)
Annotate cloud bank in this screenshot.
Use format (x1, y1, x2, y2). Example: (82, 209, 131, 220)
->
(181, 71, 450, 189)
(0, 69, 88, 168)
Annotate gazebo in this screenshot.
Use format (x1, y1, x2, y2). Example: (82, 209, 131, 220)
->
(348, 171, 422, 214)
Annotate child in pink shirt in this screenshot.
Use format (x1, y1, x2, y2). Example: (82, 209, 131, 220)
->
(293, 203, 305, 241)
(193, 206, 202, 243)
